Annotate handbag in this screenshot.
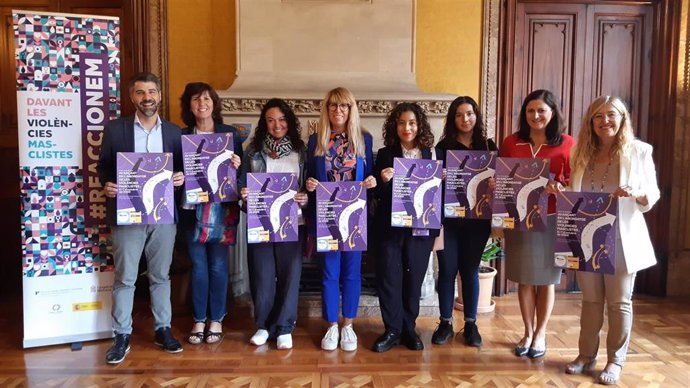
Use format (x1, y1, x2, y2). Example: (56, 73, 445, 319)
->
(433, 225, 444, 251)
(193, 202, 240, 245)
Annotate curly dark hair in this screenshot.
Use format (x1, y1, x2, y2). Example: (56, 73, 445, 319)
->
(179, 82, 223, 128)
(517, 89, 566, 146)
(249, 98, 305, 153)
(382, 102, 434, 149)
(438, 96, 489, 149)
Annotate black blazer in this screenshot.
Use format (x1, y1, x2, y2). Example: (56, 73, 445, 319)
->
(97, 116, 183, 226)
(372, 145, 444, 240)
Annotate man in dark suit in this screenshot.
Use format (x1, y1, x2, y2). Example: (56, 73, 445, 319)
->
(97, 72, 185, 364)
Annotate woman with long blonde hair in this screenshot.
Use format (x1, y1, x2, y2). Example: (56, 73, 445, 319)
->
(563, 96, 659, 385)
(305, 87, 376, 351)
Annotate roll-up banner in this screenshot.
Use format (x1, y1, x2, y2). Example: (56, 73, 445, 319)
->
(14, 10, 119, 348)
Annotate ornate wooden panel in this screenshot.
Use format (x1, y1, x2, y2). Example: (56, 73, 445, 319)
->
(584, 4, 652, 140)
(508, 2, 586, 139)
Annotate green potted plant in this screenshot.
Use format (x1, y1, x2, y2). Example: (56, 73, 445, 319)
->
(454, 238, 502, 313)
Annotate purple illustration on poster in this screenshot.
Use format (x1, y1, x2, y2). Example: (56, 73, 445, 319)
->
(316, 181, 367, 252)
(182, 133, 237, 204)
(116, 152, 174, 225)
(444, 150, 496, 219)
(246, 172, 299, 243)
(491, 157, 550, 231)
(554, 191, 617, 274)
(391, 157, 442, 230)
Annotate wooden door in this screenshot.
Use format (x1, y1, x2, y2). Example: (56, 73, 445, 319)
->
(499, 0, 677, 296)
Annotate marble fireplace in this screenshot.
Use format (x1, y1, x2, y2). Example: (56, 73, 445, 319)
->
(219, 0, 462, 315)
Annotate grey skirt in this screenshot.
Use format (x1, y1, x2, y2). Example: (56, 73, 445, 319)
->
(504, 215, 562, 285)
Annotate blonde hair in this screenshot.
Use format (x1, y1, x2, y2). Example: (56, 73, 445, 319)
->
(314, 87, 366, 157)
(572, 96, 635, 175)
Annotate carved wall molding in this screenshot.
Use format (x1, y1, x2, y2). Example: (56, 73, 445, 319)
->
(481, 0, 500, 139)
(220, 97, 451, 117)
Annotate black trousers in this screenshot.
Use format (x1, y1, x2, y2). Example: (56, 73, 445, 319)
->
(247, 235, 303, 337)
(375, 232, 435, 334)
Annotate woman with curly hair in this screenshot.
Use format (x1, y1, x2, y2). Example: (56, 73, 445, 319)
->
(431, 96, 497, 348)
(239, 98, 308, 350)
(370, 102, 442, 352)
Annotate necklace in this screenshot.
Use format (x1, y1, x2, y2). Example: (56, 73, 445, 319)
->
(588, 156, 613, 192)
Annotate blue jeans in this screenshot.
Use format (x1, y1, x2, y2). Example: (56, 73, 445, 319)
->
(437, 219, 491, 321)
(183, 225, 229, 323)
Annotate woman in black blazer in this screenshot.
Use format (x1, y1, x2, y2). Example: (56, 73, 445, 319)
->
(371, 102, 443, 352)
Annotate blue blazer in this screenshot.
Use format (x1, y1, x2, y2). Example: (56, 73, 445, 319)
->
(305, 132, 374, 235)
(97, 116, 183, 226)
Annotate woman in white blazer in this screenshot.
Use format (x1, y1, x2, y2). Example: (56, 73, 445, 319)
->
(556, 96, 660, 385)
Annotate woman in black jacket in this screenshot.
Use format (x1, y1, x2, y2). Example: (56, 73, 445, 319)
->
(432, 96, 497, 348)
(371, 102, 442, 352)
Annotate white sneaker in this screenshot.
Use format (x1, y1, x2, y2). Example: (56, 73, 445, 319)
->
(250, 329, 269, 346)
(321, 325, 339, 351)
(340, 324, 357, 351)
(276, 333, 293, 350)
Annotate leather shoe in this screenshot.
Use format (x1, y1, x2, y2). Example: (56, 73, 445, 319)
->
(105, 333, 130, 364)
(154, 327, 183, 353)
(401, 331, 424, 351)
(431, 320, 454, 345)
(372, 330, 400, 353)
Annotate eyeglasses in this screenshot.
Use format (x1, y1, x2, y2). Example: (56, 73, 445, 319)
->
(593, 111, 621, 122)
(328, 103, 351, 112)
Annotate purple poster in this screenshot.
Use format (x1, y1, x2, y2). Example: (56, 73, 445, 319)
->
(246, 173, 299, 243)
(316, 181, 367, 252)
(391, 157, 442, 230)
(491, 157, 550, 231)
(554, 192, 617, 274)
(116, 152, 174, 225)
(444, 150, 497, 219)
(182, 133, 237, 204)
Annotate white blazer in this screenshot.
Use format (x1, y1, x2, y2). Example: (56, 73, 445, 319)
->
(569, 140, 661, 274)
